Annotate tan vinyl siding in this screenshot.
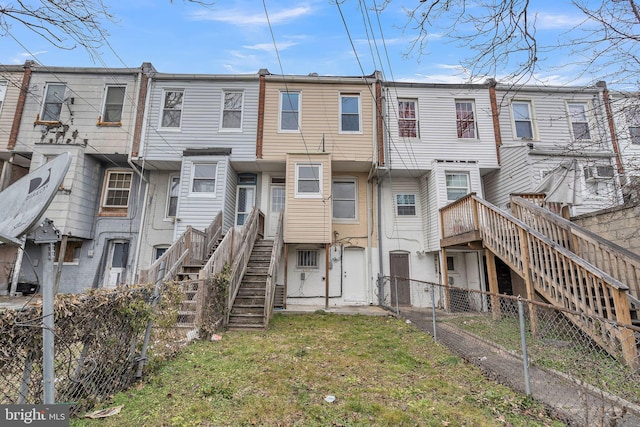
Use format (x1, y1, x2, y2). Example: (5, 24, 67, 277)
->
(284, 153, 332, 243)
(262, 81, 375, 163)
(332, 172, 370, 248)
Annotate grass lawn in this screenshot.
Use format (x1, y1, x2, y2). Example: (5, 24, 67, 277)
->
(72, 312, 563, 426)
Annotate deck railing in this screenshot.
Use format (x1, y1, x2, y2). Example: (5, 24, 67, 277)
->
(263, 210, 284, 327)
(440, 194, 637, 367)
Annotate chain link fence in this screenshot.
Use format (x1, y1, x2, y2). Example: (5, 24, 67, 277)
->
(382, 276, 640, 426)
(0, 280, 188, 417)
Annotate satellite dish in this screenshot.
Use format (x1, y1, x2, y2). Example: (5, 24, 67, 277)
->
(0, 152, 72, 246)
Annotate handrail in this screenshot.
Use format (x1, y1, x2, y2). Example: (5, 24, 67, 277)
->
(440, 194, 637, 366)
(263, 210, 284, 327)
(511, 195, 640, 301)
(203, 212, 223, 257)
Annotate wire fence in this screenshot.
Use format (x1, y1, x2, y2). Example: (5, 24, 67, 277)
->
(0, 281, 189, 417)
(382, 276, 640, 426)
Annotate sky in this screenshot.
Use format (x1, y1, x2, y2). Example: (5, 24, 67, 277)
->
(0, 0, 604, 86)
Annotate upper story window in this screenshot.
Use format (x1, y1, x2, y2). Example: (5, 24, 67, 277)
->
(221, 90, 243, 130)
(398, 99, 418, 138)
(511, 101, 534, 139)
(295, 163, 322, 198)
(625, 107, 640, 145)
(332, 178, 357, 220)
(567, 103, 591, 140)
(41, 83, 66, 122)
(166, 175, 180, 218)
(446, 173, 470, 201)
(100, 170, 132, 216)
(396, 194, 416, 216)
(280, 91, 300, 131)
(455, 100, 476, 139)
(100, 85, 126, 124)
(160, 89, 184, 128)
(340, 93, 361, 133)
(0, 81, 6, 113)
(191, 163, 217, 194)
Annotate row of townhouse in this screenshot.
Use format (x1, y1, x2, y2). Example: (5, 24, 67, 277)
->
(0, 61, 638, 308)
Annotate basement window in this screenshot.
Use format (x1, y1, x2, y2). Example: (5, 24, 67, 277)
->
(297, 250, 318, 269)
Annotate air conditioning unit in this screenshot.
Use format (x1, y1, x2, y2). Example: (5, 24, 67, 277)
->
(584, 165, 615, 180)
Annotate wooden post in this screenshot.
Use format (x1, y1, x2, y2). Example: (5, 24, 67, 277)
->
(441, 248, 450, 311)
(185, 226, 193, 265)
(610, 289, 639, 369)
(283, 244, 288, 309)
(519, 228, 538, 336)
(53, 235, 68, 294)
(485, 249, 501, 320)
(325, 243, 330, 309)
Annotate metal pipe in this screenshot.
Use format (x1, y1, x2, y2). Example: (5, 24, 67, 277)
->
(518, 297, 531, 396)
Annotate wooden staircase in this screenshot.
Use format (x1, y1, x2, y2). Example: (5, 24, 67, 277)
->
(227, 239, 274, 330)
(440, 193, 639, 367)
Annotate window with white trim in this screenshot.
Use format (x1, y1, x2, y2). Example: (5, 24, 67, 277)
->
(340, 93, 360, 132)
(568, 103, 591, 140)
(41, 83, 66, 122)
(191, 163, 217, 194)
(221, 90, 243, 129)
(446, 173, 470, 201)
(295, 163, 322, 197)
(396, 194, 416, 216)
(280, 91, 300, 131)
(455, 100, 476, 139)
(512, 101, 534, 139)
(625, 107, 640, 145)
(166, 175, 179, 218)
(103, 171, 132, 208)
(160, 89, 184, 128)
(332, 179, 357, 220)
(398, 99, 418, 138)
(297, 250, 318, 268)
(101, 85, 125, 123)
(0, 81, 6, 113)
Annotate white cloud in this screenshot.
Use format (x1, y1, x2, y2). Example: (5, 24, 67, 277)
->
(243, 41, 297, 52)
(191, 6, 313, 26)
(535, 12, 586, 30)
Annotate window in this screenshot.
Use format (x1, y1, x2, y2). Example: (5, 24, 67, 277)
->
(512, 101, 533, 139)
(280, 91, 300, 131)
(0, 81, 6, 113)
(398, 99, 418, 138)
(55, 240, 82, 264)
(446, 173, 470, 201)
(340, 94, 360, 132)
(221, 90, 243, 129)
(166, 175, 179, 218)
(41, 83, 66, 122)
(297, 250, 318, 268)
(625, 108, 640, 145)
(101, 86, 125, 123)
(396, 194, 416, 216)
(447, 256, 455, 271)
(161, 89, 183, 128)
(154, 246, 169, 261)
(236, 186, 256, 226)
(103, 171, 132, 208)
(191, 163, 217, 194)
(295, 163, 321, 197)
(568, 103, 591, 140)
(332, 179, 357, 220)
(455, 100, 476, 138)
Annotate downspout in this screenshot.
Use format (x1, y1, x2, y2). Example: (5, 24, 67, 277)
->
(488, 79, 503, 166)
(256, 70, 268, 159)
(596, 81, 625, 185)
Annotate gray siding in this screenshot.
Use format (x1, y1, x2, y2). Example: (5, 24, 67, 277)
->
(483, 145, 532, 210)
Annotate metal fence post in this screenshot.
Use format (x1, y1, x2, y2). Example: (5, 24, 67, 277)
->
(136, 261, 166, 379)
(431, 283, 437, 341)
(517, 297, 531, 396)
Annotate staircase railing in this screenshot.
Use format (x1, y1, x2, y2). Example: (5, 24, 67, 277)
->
(263, 210, 284, 327)
(440, 194, 637, 367)
(510, 195, 640, 306)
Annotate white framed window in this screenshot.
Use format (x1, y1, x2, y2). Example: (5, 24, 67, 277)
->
(297, 250, 318, 269)
(221, 90, 243, 130)
(41, 83, 66, 122)
(446, 173, 470, 201)
(396, 194, 416, 216)
(153, 245, 169, 261)
(280, 91, 300, 131)
(0, 81, 7, 113)
(101, 85, 126, 123)
(102, 171, 132, 208)
(567, 103, 591, 140)
(160, 89, 184, 128)
(165, 175, 180, 218)
(398, 99, 418, 138)
(625, 107, 640, 145)
(295, 163, 322, 198)
(512, 101, 534, 139)
(340, 93, 361, 133)
(190, 163, 217, 195)
(455, 100, 477, 139)
(332, 178, 357, 220)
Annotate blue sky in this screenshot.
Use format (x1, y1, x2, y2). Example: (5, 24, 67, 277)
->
(1, 0, 597, 85)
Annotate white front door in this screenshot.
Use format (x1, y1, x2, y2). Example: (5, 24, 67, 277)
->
(343, 247, 367, 304)
(103, 241, 129, 288)
(236, 185, 256, 226)
(268, 185, 285, 237)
